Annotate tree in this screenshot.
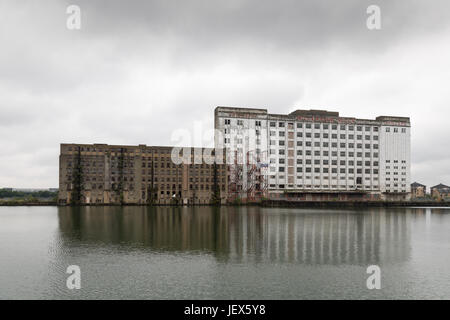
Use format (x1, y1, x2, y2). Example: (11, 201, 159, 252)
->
(70, 147, 83, 205)
(116, 148, 125, 205)
(211, 162, 221, 205)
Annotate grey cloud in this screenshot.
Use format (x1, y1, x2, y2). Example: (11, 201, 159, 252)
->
(0, 0, 449, 188)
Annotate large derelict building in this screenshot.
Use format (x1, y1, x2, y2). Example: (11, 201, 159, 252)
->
(215, 106, 411, 201)
(58, 144, 227, 205)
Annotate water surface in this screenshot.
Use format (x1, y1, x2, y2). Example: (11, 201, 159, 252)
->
(0, 206, 449, 299)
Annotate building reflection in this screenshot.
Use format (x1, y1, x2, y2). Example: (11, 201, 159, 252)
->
(57, 206, 423, 265)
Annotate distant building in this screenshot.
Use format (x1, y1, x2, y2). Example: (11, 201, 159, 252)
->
(215, 106, 411, 202)
(410, 182, 426, 198)
(58, 144, 227, 205)
(431, 183, 450, 201)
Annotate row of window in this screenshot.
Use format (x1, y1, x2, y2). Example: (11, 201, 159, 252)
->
(273, 159, 379, 166)
(276, 167, 379, 174)
(276, 132, 379, 140)
(270, 141, 380, 148)
(270, 176, 378, 181)
(272, 149, 379, 157)
(269, 184, 379, 189)
(223, 118, 408, 134)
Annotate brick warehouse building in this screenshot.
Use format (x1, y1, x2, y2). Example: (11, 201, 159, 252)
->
(58, 144, 227, 205)
(215, 106, 411, 202)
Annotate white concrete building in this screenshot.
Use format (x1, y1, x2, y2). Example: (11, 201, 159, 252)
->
(215, 106, 411, 202)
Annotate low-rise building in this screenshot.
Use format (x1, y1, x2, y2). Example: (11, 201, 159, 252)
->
(431, 183, 450, 201)
(410, 182, 427, 198)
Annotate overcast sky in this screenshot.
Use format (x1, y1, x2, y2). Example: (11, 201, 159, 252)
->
(1, 0, 449, 188)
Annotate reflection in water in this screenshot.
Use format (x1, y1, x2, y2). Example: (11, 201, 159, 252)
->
(56, 206, 430, 266)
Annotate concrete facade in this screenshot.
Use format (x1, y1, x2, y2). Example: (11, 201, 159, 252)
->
(215, 106, 411, 202)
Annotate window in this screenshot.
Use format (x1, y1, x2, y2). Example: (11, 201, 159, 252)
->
(255, 120, 261, 126)
(237, 120, 243, 126)
(270, 122, 276, 127)
(401, 128, 406, 133)
(279, 122, 285, 127)
(386, 127, 390, 132)
(279, 131, 285, 137)
(297, 123, 303, 128)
